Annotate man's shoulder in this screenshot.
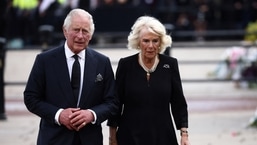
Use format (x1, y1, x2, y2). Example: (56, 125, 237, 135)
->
(40, 45, 64, 56)
(87, 48, 108, 59)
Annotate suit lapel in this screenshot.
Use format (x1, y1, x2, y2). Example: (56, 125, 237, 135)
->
(53, 47, 76, 106)
(79, 49, 97, 107)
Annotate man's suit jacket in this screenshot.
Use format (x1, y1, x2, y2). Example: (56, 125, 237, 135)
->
(24, 46, 118, 145)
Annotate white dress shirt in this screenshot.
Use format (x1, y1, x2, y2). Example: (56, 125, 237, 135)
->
(55, 42, 96, 125)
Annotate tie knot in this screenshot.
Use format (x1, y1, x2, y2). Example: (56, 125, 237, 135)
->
(73, 54, 79, 61)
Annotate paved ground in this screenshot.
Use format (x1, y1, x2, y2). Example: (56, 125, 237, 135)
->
(1, 46, 257, 145)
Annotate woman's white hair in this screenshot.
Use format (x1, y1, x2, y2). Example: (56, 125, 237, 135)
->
(63, 8, 95, 36)
(127, 16, 172, 53)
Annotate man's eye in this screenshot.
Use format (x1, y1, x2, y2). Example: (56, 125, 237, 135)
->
(82, 30, 88, 34)
(74, 29, 79, 32)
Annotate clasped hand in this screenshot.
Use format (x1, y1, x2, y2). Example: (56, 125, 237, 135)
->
(59, 108, 94, 131)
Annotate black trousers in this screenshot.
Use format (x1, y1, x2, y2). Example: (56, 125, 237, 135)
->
(72, 132, 82, 145)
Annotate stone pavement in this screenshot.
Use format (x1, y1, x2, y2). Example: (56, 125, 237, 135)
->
(1, 110, 257, 145)
(1, 46, 257, 145)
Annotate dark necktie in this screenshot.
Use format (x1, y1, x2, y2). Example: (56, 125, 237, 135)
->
(71, 55, 81, 103)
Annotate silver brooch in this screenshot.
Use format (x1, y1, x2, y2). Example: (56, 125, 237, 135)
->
(163, 64, 170, 68)
(95, 73, 103, 82)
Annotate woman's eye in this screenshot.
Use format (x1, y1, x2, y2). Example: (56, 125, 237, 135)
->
(142, 40, 149, 43)
(153, 39, 159, 43)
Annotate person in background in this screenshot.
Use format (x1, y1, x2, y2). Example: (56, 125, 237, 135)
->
(5, 0, 38, 47)
(107, 15, 190, 145)
(24, 8, 118, 145)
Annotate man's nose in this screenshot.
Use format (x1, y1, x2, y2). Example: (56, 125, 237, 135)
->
(77, 30, 83, 37)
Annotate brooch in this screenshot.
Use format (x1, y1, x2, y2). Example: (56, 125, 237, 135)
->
(163, 64, 170, 68)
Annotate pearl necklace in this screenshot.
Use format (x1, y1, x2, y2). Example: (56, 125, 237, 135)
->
(138, 52, 159, 80)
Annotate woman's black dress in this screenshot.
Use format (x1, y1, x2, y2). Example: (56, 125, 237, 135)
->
(108, 53, 188, 145)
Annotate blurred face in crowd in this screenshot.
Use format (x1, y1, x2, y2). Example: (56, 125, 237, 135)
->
(63, 13, 92, 54)
(138, 28, 161, 60)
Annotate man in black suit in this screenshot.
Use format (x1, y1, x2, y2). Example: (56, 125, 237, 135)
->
(24, 8, 118, 145)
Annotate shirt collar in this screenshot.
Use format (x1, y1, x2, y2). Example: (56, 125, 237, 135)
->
(64, 41, 85, 60)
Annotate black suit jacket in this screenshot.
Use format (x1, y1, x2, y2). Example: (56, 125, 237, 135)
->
(24, 46, 118, 145)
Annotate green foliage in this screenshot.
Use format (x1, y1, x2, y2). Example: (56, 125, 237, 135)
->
(250, 118, 257, 127)
(249, 109, 257, 128)
(245, 20, 257, 42)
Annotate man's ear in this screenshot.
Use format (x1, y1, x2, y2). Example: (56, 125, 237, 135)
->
(63, 27, 67, 39)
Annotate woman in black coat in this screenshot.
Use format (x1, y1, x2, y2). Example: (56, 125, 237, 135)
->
(108, 16, 190, 145)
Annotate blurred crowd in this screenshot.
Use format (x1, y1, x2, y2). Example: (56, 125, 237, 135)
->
(1, 0, 257, 48)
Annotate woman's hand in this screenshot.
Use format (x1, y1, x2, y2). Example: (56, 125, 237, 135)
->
(180, 135, 190, 145)
(180, 128, 190, 145)
(109, 137, 118, 145)
(109, 127, 118, 145)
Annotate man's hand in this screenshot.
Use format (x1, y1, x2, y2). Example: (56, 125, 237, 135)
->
(59, 108, 80, 130)
(70, 109, 94, 131)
